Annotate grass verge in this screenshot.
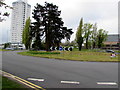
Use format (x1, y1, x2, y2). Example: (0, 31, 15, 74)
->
(18, 51, 119, 62)
(0, 49, 6, 51)
(0, 49, 12, 51)
(1, 75, 28, 89)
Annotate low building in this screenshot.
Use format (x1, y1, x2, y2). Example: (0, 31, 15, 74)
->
(10, 42, 25, 50)
(102, 34, 119, 50)
(0, 44, 4, 49)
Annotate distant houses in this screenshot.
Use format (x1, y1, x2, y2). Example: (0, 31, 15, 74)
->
(103, 34, 119, 50)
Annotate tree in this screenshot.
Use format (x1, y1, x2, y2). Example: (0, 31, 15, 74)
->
(91, 23, 97, 49)
(62, 40, 70, 46)
(0, 0, 12, 22)
(69, 40, 76, 46)
(31, 2, 73, 51)
(22, 17, 31, 50)
(97, 29, 108, 48)
(4, 42, 10, 49)
(83, 23, 93, 49)
(76, 18, 83, 51)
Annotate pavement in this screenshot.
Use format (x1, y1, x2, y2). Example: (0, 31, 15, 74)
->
(1, 51, 119, 89)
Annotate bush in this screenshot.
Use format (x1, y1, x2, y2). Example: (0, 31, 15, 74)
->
(28, 51, 60, 55)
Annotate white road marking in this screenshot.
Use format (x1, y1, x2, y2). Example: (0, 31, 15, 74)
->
(61, 81, 80, 84)
(97, 82, 117, 85)
(27, 78, 44, 82)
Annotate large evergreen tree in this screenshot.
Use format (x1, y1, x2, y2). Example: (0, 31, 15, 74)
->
(31, 2, 73, 51)
(76, 18, 83, 51)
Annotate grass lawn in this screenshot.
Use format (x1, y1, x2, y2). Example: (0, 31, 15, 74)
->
(0, 49, 11, 51)
(18, 50, 119, 62)
(0, 75, 27, 89)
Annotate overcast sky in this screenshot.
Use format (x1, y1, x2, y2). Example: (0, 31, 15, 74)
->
(0, 0, 119, 44)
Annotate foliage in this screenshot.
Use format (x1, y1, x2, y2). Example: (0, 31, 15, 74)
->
(61, 40, 70, 46)
(91, 23, 97, 49)
(97, 29, 108, 48)
(0, 0, 12, 22)
(4, 43, 10, 48)
(31, 39, 43, 50)
(76, 18, 83, 51)
(69, 40, 76, 46)
(31, 2, 73, 51)
(61, 40, 76, 46)
(75, 18, 108, 50)
(28, 51, 60, 54)
(22, 17, 32, 50)
(83, 23, 93, 49)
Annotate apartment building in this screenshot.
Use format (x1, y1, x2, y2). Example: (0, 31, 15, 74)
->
(10, 0, 31, 43)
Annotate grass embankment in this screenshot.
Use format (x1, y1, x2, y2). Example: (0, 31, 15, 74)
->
(18, 50, 119, 62)
(0, 75, 27, 89)
(0, 49, 11, 51)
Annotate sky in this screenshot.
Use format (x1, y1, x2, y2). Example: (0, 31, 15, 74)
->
(0, 0, 119, 44)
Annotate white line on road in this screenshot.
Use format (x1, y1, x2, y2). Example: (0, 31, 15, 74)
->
(27, 78, 44, 82)
(97, 82, 117, 85)
(61, 81, 80, 84)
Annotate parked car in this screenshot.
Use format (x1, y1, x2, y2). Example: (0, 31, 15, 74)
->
(5, 48, 14, 50)
(106, 50, 115, 53)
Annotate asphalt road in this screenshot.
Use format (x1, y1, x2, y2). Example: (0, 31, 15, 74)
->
(2, 51, 119, 89)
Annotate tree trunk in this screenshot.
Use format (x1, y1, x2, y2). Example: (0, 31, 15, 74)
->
(45, 27, 51, 51)
(86, 41, 88, 49)
(79, 45, 82, 51)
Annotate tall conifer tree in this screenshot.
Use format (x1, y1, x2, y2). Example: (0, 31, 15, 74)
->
(31, 2, 73, 51)
(76, 18, 83, 51)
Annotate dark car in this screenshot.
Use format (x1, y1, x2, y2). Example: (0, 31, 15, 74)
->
(106, 50, 115, 53)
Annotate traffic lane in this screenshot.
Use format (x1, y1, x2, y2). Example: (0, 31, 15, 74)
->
(3, 51, 118, 81)
(2, 51, 118, 88)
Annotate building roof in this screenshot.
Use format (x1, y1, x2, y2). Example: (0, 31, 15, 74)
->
(104, 42, 118, 45)
(13, 0, 31, 6)
(106, 34, 119, 42)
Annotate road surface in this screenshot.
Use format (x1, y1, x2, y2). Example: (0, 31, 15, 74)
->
(2, 51, 119, 89)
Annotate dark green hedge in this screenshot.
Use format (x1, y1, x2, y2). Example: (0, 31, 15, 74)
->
(27, 51, 60, 54)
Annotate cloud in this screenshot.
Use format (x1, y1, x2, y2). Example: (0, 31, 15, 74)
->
(0, 12, 12, 44)
(97, 17, 118, 34)
(1, 0, 119, 43)
(60, 1, 118, 41)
